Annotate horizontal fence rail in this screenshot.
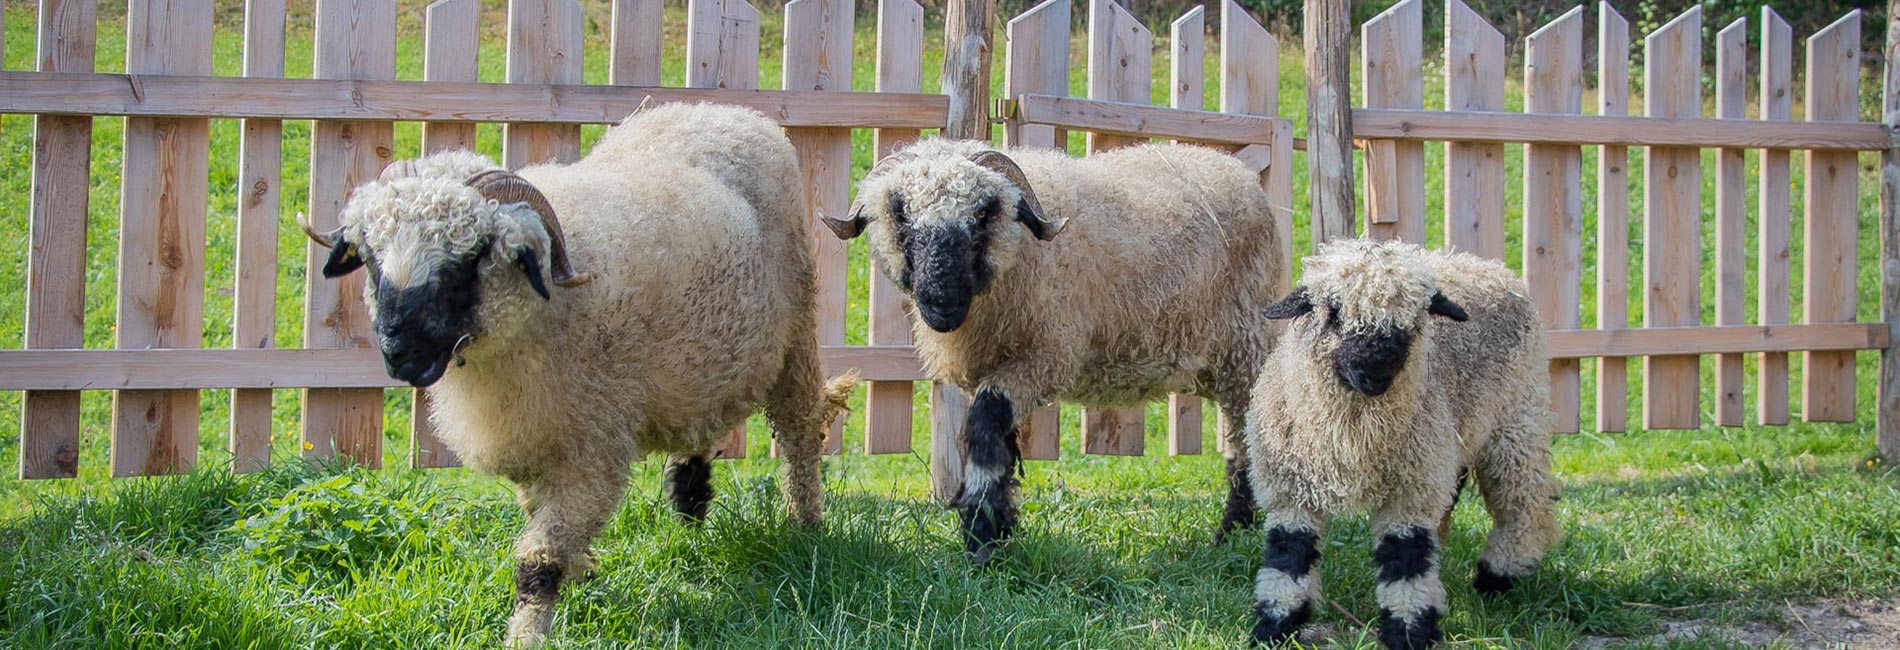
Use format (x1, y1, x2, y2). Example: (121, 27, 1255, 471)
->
(3, 0, 1895, 481)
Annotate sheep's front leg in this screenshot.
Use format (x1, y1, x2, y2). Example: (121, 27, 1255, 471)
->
(506, 461, 630, 648)
(957, 387, 1022, 564)
(1214, 393, 1258, 544)
(1471, 414, 1561, 596)
(1251, 499, 1324, 646)
(1369, 505, 1449, 650)
(663, 454, 714, 522)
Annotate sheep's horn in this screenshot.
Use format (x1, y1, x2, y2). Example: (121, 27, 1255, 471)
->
(966, 150, 1067, 240)
(465, 169, 594, 288)
(295, 212, 338, 249)
(832, 152, 919, 240)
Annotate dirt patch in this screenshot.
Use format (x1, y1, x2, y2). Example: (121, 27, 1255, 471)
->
(1579, 599, 1900, 649)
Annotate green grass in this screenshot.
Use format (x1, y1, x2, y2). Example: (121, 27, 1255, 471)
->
(2, 2, 1897, 648)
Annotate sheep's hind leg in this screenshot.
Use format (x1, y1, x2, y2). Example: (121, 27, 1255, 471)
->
(765, 340, 827, 525)
(958, 388, 1021, 564)
(1251, 498, 1324, 646)
(506, 459, 631, 649)
(1472, 415, 1560, 597)
(663, 454, 714, 522)
(1213, 393, 1258, 544)
(1369, 505, 1449, 650)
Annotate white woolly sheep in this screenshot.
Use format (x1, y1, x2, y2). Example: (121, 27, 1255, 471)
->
(1244, 239, 1561, 649)
(300, 103, 852, 647)
(822, 139, 1285, 562)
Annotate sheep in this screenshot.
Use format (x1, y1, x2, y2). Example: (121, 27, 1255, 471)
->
(821, 138, 1285, 562)
(1242, 239, 1561, 649)
(298, 103, 853, 647)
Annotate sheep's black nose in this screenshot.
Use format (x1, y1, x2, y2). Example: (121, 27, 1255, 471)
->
(383, 337, 453, 388)
(1341, 367, 1396, 397)
(916, 299, 970, 332)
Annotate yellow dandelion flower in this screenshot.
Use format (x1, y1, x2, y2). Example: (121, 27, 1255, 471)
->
(302, 440, 314, 451)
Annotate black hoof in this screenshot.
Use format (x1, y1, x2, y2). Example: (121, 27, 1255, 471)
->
(958, 480, 1017, 565)
(1249, 601, 1311, 646)
(1376, 607, 1442, 650)
(1474, 560, 1517, 597)
(663, 456, 714, 522)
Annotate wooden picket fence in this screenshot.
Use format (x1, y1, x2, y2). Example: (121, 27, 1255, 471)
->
(0, 0, 1895, 488)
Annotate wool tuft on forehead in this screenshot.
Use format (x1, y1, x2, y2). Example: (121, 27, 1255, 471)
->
(859, 139, 1025, 228)
(1300, 238, 1440, 332)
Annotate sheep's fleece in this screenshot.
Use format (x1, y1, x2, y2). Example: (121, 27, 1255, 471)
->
(1243, 239, 1559, 649)
(322, 102, 848, 648)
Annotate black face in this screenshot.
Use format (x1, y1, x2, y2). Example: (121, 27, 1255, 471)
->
(366, 242, 492, 388)
(1332, 325, 1414, 397)
(893, 195, 1000, 333)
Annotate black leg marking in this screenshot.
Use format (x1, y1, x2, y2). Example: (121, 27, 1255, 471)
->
(958, 389, 1019, 564)
(1263, 526, 1321, 577)
(1373, 526, 1436, 584)
(663, 455, 714, 522)
(1377, 606, 1442, 650)
(514, 560, 564, 608)
(1474, 560, 1517, 597)
(1215, 455, 1260, 544)
(1250, 601, 1312, 646)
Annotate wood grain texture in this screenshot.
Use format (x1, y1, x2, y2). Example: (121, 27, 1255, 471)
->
(1640, 6, 1702, 430)
(1085, 0, 1151, 152)
(231, 0, 288, 473)
(1758, 7, 1794, 426)
(1801, 11, 1862, 423)
(1522, 6, 1584, 433)
(1360, 0, 1424, 243)
(1878, 0, 1899, 462)
(784, 0, 854, 454)
(1164, 5, 1203, 456)
(1218, 0, 1287, 296)
(1167, 394, 1201, 455)
(20, 0, 97, 479)
(1443, 0, 1504, 260)
(1305, 0, 1356, 243)
(611, 0, 663, 86)
(422, 0, 479, 154)
(930, 382, 968, 504)
(1081, 406, 1145, 456)
(113, 0, 213, 477)
(940, 0, 994, 139)
(1714, 17, 1748, 427)
(1004, 0, 1070, 150)
(504, 0, 585, 168)
(303, 0, 395, 467)
(1594, 1, 1629, 432)
(1013, 94, 1283, 146)
(1547, 324, 1888, 358)
(1348, 108, 1887, 150)
(865, 0, 922, 455)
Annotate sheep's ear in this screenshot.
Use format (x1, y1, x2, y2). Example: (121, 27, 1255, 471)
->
(515, 246, 552, 301)
(321, 240, 364, 278)
(1427, 291, 1469, 322)
(1262, 287, 1313, 319)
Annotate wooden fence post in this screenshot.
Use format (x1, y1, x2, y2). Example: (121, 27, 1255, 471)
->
(933, 0, 994, 503)
(1801, 11, 1862, 423)
(1002, 0, 1068, 462)
(1444, 0, 1504, 261)
(304, 0, 394, 467)
(1523, 6, 1583, 434)
(1167, 5, 1204, 457)
(866, 0, 923, 456)
(114, 0, 213, 476)
(1758, 7, 1794, 426)
(1714, 17, 1748, 427)
(1641, 6, 1702, 431)
(611, 0, 663, 87)
(504, 0, 585, 169)
(1361, 0, 1423, 243)
(1305, 0, 1354, 243)
(231, 0, 288, 472)
(784, 0, 854, 455)
(1595, 1, 1629, 432)
(20, 0, 96, 479)
(1080, 0, 1148, 456)
(1879, 0, 1899, 463)
(1218, 0, 1285, 456)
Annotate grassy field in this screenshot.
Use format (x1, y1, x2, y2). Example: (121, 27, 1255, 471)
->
(2, 2, 1898, 648)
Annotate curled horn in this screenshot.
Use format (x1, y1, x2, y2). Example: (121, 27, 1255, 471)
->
(295, 212, 338, 248)
(966, 150, 1067, 240)
(465, 169, 594, 288)
(824, 152, 917, 239)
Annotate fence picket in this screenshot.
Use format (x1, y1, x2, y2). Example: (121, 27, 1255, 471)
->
(866, 0, 922, 455)
(504, 0, 584, 169)
(1758, 7, 1794, 426)
(611, 0, 663, 86)
(1082, 0, 1148, 456)
(1161, 6, 1205, 456)
(784, 0, 854, 454)
(1360, 0, 1423, 243)
(1218, 0, 1286, 301)
(20, 0, 96, 479)
(1802, 11, 1862, 422)
(1003, 0, 1069, 460)
(1444, 0, 1503, 260)
(231, 0, 287, 473)
(1641, 7, 1703, 430)
(688, 0, 760, 458)
(113, 0, 213, 477)
(412, 0, 480, 469)
(1714, 18, 1748, 427)
(304, 0, 395, 467)
(1595, 1, 1629, 432)
(1523, 6, 1583, 434)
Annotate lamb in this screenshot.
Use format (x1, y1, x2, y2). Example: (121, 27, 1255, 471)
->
(1243, 239, 1561, 649)
(822, 138, 1285, 562)
(298, 103, 852, 647)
